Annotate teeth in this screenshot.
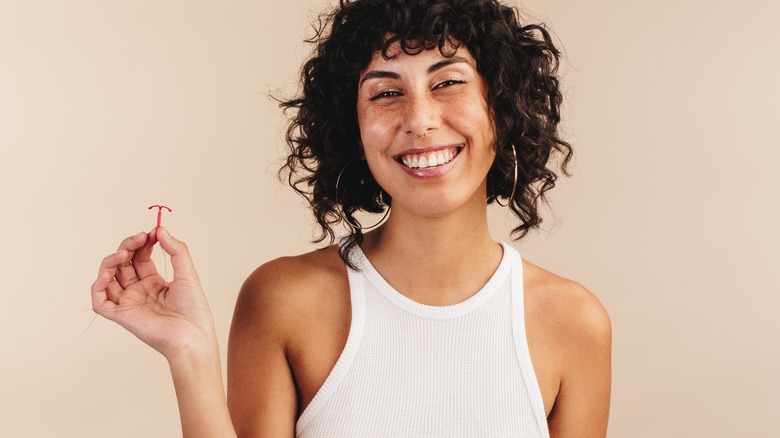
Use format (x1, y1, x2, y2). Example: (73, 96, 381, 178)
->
(399, 148, 459, 169)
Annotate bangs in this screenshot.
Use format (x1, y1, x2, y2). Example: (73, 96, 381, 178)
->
(377, 32, 462, 60)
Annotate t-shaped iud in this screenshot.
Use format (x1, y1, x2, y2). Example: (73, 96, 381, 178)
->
(148, 205, 172, 228)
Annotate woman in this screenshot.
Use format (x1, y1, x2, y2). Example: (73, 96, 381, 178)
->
(91, 0, 611, 436)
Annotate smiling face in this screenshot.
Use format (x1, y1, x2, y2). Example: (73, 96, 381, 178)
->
(357, 42, 496, 219)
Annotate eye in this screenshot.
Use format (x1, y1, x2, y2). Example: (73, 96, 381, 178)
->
(434, 79, 465, 89)
(370, 90, 402, 101)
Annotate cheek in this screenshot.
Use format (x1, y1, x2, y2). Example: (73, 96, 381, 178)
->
(356, 110, 393, 174)
(450, 97, 494, 147)
(358, 108, 399, 155)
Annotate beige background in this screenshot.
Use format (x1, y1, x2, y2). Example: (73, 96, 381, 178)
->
(1, 0, 778, 436)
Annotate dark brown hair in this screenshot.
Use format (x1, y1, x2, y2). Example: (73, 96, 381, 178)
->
(279, 0, 572, 265)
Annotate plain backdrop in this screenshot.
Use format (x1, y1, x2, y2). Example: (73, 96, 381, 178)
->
(1, 0, 778, 436)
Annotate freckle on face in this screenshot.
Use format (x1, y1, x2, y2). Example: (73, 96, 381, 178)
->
(355, 42, 495, 216)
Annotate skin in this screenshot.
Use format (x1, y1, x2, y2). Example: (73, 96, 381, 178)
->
(91, 228, 235, 437)
(92, 43, 611, 438)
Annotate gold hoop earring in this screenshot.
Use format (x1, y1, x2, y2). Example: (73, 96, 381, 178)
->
(495, 144, 518, 207)
(335, 158, 391, 231)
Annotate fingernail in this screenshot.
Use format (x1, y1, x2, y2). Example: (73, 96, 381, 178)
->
(160, 227, 172, 239)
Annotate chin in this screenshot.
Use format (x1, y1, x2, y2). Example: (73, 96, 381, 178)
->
(394, 190, 485, 219)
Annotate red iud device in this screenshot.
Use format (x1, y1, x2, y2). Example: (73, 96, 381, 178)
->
(148, 205, 172, 228)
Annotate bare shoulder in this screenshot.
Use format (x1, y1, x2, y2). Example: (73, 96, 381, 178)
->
(232, 244, 348, 335)
(227, 245, 349, 435)
(522, 260, 612, 435)
(238, 244, 347, 301)
(522, 259, 611, 346)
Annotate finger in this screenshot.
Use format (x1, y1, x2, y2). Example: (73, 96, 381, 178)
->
(96, 249, 125, 285)
(114, 232, 147, 288)
(92, 264, 119, 317)
(105, 277, 124, 304)
(156, 227, 200, 283)
(99, 250, 128, 303)
(131, 229, 160, 280)
(91, 270, 109, 310)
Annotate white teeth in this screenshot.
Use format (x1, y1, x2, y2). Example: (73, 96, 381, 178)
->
(400, 148, 459, 169)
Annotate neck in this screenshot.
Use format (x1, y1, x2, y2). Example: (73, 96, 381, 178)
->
(361, 194, 502, 306)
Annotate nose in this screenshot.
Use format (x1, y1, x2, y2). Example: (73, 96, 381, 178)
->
(404, 93, 440, 139)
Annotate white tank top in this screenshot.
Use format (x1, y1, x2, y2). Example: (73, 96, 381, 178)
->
(295, 243, 549, 438)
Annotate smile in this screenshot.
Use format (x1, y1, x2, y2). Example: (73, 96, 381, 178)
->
(397, 146, 462, 170)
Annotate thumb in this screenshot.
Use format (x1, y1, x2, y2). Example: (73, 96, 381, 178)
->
(156, 227, 199, 283)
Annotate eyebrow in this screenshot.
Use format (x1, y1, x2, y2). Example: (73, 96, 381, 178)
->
(359, 70, 400, 87)
(359, 55, 473, 88)
(426, 56, 472, 74)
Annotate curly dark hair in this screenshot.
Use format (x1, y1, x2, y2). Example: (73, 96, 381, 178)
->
(279, 0, 572, 265)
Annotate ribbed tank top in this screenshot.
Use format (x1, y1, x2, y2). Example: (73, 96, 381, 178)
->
(295, 243, 549, 438)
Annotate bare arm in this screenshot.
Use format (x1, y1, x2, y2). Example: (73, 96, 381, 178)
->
(547, 284, 612, 437)
(168, 341, 236, 438)
(91, 228, 237, 438)
(227, 261, 299, 436)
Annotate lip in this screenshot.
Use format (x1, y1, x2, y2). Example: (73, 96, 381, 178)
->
(394, 144, 464, 178)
